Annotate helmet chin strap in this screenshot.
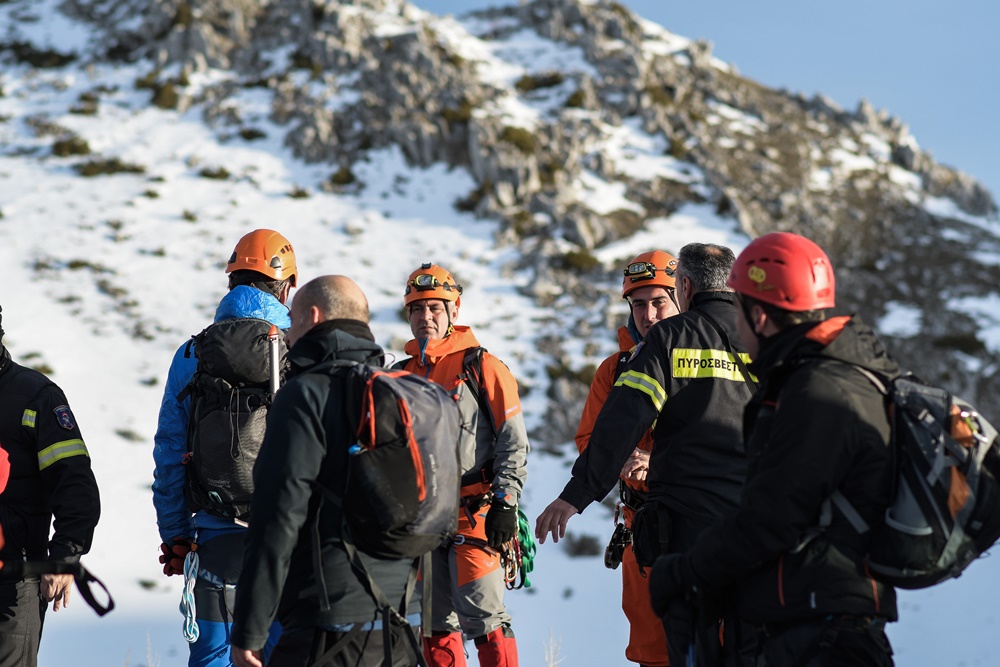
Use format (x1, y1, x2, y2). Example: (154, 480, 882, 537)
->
(445, 299, 455, 337)
(667, 287, 679, 312)
(625, 312, 642, 345)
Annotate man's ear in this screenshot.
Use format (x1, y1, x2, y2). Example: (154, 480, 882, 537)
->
(278, 282, 292, 305)
(449, 302, 459, 321)
(678, 275, 693, 311)
(750, 303, 768, 335)
(308, 305, 323, 327)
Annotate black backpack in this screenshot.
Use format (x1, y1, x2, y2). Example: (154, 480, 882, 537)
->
(180, 318, 287, 521)
(319, 361, 461, 559)
(307, 362, 462, 667)
(827, 368, 1000, 589)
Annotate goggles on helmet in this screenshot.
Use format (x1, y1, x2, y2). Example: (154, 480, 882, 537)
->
(405, 273, 463, 296)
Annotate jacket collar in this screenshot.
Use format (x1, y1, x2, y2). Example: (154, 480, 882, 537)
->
(214, 285, 291, 328)
(288, 319, 383, 374)
(689, 290, 737, 311)
(618, 325, 636, 351)
(751, 315, 899, 380)
(404, 325, 481, 367)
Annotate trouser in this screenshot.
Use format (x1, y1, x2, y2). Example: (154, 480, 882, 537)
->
(620, 504, 669, 667)
(189, 531, 282, 667)
(756, 616, 894, 667)
(422, 503, 518, 666)
(426, 506, 511, 638)
(0, 577, 45, 667)
(267, 622, 421, 667)
(651, 509, 755, 667)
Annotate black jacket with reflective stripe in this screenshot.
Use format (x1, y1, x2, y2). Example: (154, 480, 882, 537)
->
(0, 345, 100, 564)
(561, 292, 754, 520)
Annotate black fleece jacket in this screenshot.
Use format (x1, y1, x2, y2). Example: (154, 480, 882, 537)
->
(683, 315, 900, 624)
(231, 320, 419, 650)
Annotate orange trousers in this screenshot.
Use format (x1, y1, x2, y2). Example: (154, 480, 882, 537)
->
(622, 505, 669, 666)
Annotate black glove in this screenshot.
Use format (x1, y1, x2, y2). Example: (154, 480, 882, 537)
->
(485, 500, 519, 548)
(648, 553, 696, 617)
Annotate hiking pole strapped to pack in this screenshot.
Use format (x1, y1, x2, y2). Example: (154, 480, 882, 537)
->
(268, 325, 281, 396)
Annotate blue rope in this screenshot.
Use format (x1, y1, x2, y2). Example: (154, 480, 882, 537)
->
(181, 550, 200, 643)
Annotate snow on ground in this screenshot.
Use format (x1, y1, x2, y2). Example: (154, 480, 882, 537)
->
(1, 4, 999, 667)
(602, 117, 702, 184)
(877, 302, 923, 339)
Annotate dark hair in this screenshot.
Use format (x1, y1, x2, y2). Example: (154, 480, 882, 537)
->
(677, 243, 736, 292)
(228, 270, 291, 299)
(740, 294, 826, 329)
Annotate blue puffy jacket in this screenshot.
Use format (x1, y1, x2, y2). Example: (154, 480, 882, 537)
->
(152, 286, 291, 543)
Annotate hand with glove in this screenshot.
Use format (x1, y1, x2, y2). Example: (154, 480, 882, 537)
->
(158, 537, 194, 576)
(648, 553, 697, 618)
(485, 499, 519, 549)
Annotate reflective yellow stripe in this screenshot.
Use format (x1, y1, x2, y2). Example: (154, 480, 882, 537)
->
(614, 370, 667, 412)
(672, 348, 757, 382)
(22, 409, 37, 428)
(37, 439, 89, 471)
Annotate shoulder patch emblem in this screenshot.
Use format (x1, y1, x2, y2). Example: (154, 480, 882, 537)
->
(627, 340, 646, 363)
(53, 405, 76, 430)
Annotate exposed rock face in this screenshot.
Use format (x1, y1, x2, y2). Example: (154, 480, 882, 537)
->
(22, 0, 1000, 441)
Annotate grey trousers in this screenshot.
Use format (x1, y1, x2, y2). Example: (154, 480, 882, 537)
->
(0, 577, 45, 667)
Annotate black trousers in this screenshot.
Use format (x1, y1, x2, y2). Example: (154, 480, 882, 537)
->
(0, 577, 45, 667)
(758, 616, 894, 667)
(267, 623, 420, 667)
(656, 510, 756, 667)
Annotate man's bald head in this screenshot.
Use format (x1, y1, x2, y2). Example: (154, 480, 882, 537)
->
(298, 276, 370, 322)
(287, 276, 370, 346)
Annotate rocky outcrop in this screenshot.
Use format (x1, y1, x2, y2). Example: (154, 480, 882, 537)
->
(22, 0, 1000, 441)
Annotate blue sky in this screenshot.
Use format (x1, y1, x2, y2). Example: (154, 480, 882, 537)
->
(415, 0, 1000, 206)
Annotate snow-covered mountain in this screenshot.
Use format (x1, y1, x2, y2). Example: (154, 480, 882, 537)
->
(2, 1, 999, 665)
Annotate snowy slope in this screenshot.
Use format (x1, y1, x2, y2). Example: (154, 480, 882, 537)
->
(1, 3, 999, 667)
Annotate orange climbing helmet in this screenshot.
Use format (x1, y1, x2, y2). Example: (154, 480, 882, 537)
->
(226, 229, 297, 286)
(726, 232, 835, 311)
(403, 263, 463, 307)
(621, 250, 678, 298)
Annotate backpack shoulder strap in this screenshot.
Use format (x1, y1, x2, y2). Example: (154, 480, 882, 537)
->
(805, 361, 893, 541)
(175, 336, 201, 402)
(460, 347, 494, 432)
(458, 347, 498, 488)
(846, 364, 890, 396)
